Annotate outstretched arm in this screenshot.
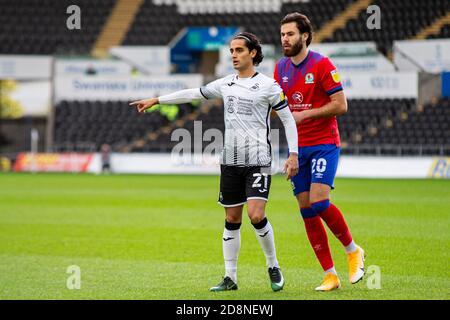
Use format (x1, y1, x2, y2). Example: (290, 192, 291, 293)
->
(129, 88, 204, 113)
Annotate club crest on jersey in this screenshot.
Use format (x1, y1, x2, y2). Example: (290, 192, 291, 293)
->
(226, 96, 236, 113)
(282, 76, 289, 83)
(331, 70, 340, 83)
(250, 83, 260, 91)
(305, 73, 314, 84)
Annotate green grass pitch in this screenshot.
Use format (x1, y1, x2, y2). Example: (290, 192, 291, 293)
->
(0, 173, 449, 300)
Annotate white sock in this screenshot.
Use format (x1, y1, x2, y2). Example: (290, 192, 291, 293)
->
(223, 226, 240, 283)
(253, 218, 279, 269)
(325, 267, 337, 275)
(345, 240, 357, 254)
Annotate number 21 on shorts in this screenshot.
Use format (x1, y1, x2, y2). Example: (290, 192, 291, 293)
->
(252, 173, 268, 192)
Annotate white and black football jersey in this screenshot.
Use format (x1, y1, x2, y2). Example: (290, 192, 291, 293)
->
(200, 72, 288, 167)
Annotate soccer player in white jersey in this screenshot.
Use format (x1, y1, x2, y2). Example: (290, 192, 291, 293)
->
(130, 32, 299, 292)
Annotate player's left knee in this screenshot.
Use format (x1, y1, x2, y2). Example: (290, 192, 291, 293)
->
(251, 216, 268, 230)
(311, 199, 330, 214)
(247, 209, 265, 224)
(300, 207, 317, 219)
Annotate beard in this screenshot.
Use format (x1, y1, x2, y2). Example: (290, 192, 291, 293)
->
(283, 40, 303, 57)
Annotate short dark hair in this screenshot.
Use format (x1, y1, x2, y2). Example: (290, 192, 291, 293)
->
(280, 12, 313, 47)
(232, 32, 264, 66)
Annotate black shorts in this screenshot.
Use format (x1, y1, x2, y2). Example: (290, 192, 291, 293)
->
(218, 165, 272, 207)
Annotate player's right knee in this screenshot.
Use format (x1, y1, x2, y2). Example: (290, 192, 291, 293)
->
(300, 207, 317, 219)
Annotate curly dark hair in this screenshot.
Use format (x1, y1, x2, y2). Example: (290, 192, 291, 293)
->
(232, 32, 264, 66)
(280, 12, 314, 47)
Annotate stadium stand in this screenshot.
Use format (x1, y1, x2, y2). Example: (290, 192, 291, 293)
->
(339, 98, 417, 145)
(427, 24, 450, 39)
(1, 0, 446, 55)
(323, 0, 450, 54)
(122, 1, 181, 46)
(368, 97, 450, 155)
(128, 101, 225, 153)
(52, 100, 196, 152)
(276, 97, 449, 155)
(124, 97, 449, 156)
(0, 0, 116, 55)
(282, 0, 356, 31)
(124, 0, 354, 46)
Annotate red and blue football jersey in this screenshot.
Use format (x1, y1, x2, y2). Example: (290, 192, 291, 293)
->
(274, 50, 343, 147)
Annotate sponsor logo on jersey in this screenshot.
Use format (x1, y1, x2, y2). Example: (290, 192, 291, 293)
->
(331, 70, 340, 83)
(305, 72, 314, 84)
(292, 92, 303, 103)
(282, 76, 289, 83)
(290, 91, 312, 110)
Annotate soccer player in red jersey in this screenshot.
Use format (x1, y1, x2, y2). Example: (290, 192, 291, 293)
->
(274, 12, 365, 291)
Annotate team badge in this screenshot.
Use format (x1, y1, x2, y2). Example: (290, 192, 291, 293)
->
(226, 96, 236, 113)
(250, 83, 260, 91)
(331, 70, 340, 83)
(305, 73, 314, 84)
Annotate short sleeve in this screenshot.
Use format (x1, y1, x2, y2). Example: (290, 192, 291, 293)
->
(200, 78, 223, 99)
(274, 63, 280, 84)
(268, 81, 288, 111)
(320, 57, 343, 96)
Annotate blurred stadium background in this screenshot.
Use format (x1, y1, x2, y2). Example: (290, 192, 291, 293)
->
(0, 0, 449, 300)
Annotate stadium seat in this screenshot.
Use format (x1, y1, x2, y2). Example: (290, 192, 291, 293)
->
(47, 96, 450, 156)
(427, 24, 450, 39)
(0, 0, 116, 55)
(53, 100, 166, 151)
(123, 0, 353, 47)
(323, 0, 450, 55)
(339, 97, 449, 155)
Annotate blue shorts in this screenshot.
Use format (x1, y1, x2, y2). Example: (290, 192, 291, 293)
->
(290, 144, 340, 195)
